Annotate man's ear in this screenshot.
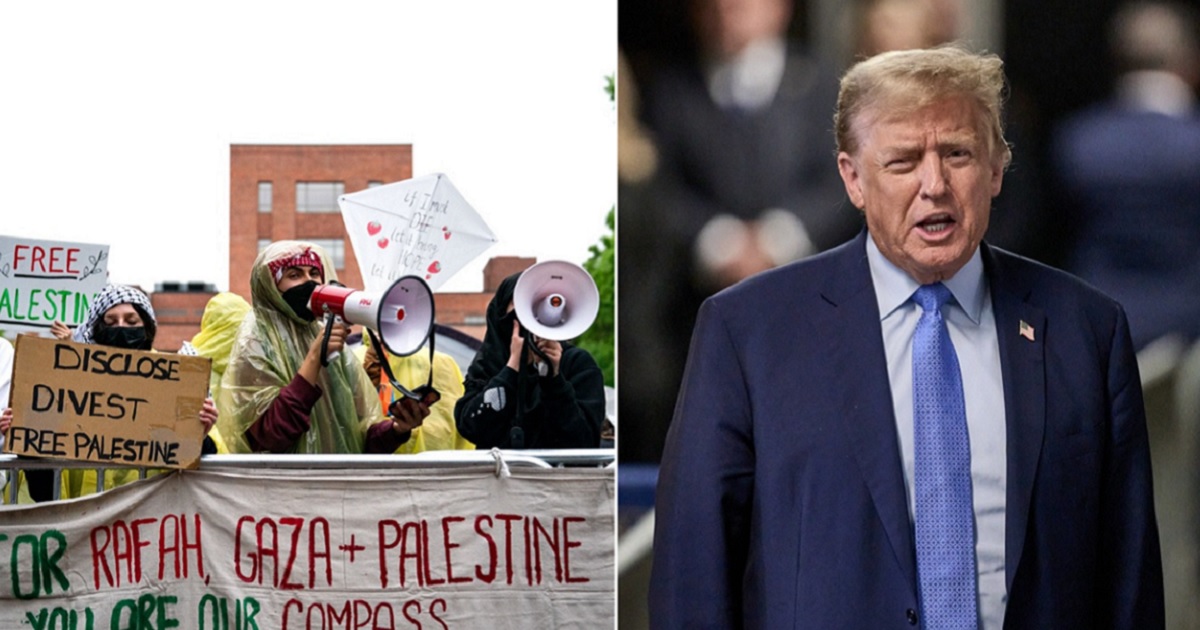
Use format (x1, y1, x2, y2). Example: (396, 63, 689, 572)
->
(837, 152, 866, 209)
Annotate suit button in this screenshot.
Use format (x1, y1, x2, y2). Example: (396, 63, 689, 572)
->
(906, 608, 918, 625)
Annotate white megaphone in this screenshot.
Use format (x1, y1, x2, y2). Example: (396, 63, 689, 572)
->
(309, 276, 435, 356)
(512, 260, 599, 341)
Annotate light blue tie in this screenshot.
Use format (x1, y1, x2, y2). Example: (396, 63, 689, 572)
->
(912, 283, 978, 629)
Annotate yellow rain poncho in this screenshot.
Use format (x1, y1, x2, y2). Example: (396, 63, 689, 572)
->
(217, 241, 386, 454)
(184, 292, 251, 453)
(190, 292, 251, 396)
(354, 343, 473, 453)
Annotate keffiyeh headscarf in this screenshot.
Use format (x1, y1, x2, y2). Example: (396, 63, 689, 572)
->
(72, 284, 156, 344)
(217, 241, 384, 454)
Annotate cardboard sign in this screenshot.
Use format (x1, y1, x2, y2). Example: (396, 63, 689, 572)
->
(0, 466, 615, 629)
(339, 173, 498, 292)
(4, 335, 210, 469)
(0, 235, 110, 338)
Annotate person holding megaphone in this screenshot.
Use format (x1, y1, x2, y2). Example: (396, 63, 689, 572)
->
(454, 266, 606, 449)
(217, 241, 422, 454)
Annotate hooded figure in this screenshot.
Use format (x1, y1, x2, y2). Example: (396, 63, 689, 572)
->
(72, 283, 157, 349)
(179, 291, 252, 454)
(217, 241, 405, 454)
(454, 271, 606, 449)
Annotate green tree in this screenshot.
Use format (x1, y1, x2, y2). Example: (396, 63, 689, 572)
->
(576, 207, 614, 386)
(574, 73, 615, 386)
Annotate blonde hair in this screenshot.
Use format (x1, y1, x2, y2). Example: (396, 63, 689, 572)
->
(834, 45, 1012, 168)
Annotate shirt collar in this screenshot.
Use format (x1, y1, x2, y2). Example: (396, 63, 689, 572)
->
(704, 37, 786, 112)
(865, 234, 986, 324)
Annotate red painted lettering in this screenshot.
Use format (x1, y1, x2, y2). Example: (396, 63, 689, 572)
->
(377, 520, 401, 589)
(400, 521, 423, 588)
(31, 246, 45, 273)
(130, 517, 154, 583)
(564, 516, 589, 583)
(90, 526, 114, 589)
(278, 517, 304, 590)
(442, 516, 471, 584)
(234, 516, 257, 582)
(474, 516, 497, 584)
(421, 520, 445, 586)
(496, 514, 522, 585)
(430, 598, 450, 630)
(309, 516, 332, 588)
(532, 516, 562, 584)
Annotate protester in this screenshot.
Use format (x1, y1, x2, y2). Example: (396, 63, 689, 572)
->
(454, 271, 605, 449)
(1051, 0, 1200, 350)
(178, 291, 252, 453)
(217, 240, 423, 454)
(651, 45, 1163, 628)
(624, 0, 862, 463)
(2, 284, 219, 501)
(359, 340, 473, 453)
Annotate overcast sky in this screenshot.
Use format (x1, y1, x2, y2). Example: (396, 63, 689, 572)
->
(0, 1, 616, 294)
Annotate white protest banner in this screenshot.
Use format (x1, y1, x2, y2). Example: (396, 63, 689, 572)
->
(5, 335, 210, 469)
(339, 174, 498, 292)
(0, 235, 109, 338)
(0, 466, 614, 629)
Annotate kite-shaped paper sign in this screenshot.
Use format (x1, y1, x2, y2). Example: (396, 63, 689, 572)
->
(339, 173, 498, 292)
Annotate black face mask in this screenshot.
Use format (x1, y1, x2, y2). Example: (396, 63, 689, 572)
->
(281, 281, 319, 322)
(95, 325, 149, 350)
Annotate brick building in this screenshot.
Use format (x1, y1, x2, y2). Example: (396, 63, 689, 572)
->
(229, 144, 414, 296)
(147, 144, 529, 352)
(148, 282, 216, 352)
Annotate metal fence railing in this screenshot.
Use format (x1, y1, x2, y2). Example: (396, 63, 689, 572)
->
(0, 448, 615, 504)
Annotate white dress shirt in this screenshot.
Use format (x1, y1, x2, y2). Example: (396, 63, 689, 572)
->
(866, 236, 1008, 628)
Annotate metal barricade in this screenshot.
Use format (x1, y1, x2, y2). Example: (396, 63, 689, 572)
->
(0, 448, 614, 505)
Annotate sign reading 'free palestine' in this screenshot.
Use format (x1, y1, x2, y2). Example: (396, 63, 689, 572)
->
(0, 235, 110, 338)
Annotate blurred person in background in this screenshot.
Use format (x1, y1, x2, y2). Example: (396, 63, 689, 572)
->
(625, 0, 862, 462)
(1051, 0, 1200, 351)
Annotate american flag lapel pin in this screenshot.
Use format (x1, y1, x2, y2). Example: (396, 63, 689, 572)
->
(1019, 320, 1035, 342)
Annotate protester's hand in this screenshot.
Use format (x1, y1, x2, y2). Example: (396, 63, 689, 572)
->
(706, 239, 774, 289)
(389, 397, 429, 434)
(49, 320, 72, 340)
(306, 318, 348, 365)
(198, 398, 218, 434)
(0, 407, 11, 435)
(362, 342, 382, 387)
(506, 320, 525, 371)
(534, 337, 563, 377)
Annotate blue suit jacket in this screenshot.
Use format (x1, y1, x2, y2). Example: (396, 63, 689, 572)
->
(650, 232, 1163, 629)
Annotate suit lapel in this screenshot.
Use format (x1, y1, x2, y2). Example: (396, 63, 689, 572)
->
(822, 233, 918, 591)
(982, 245, 1047, 592)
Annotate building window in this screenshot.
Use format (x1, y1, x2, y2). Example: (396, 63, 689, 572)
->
(308, 239, 345, 270)
(257, 239, 270, 253)
(296, 181, 345, 213)
(367, 180, 384, 188)
(258, 182, 273, 213)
